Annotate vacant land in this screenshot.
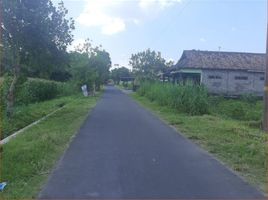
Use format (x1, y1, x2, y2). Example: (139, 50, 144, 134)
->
(131, 93, 266, 192)
(0, 94, 99, 199)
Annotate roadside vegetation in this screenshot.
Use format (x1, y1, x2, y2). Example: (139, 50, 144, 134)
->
(137, 81, 209, 115)
(131, 81, 266, 192)
(1, 0, 111, 140)
(1, 95, 76, 139)
(0, 0, 110, 198)
(0, 94, 99, 199)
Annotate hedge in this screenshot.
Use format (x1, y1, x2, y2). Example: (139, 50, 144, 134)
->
(0, 77, 77, 109)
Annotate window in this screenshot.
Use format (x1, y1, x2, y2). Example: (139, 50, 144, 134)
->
(260, 77, 265, 81)
(235, 76, 248, 80)
(208, 75, 222, 79)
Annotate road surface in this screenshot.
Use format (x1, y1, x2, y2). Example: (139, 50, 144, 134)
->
(39, 86, 264, 199)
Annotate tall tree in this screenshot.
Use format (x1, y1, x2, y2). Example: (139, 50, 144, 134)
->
(89, 47, 111, 90)
(111, 67, 131, 84)
(69, 39, 111, 93)
(1, 0, 75, 116)
(129, 49, 167, 80)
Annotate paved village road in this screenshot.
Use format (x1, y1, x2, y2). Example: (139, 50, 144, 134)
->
(39, 86, 264, 199)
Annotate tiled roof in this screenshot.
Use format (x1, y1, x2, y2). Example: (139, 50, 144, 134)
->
(174, 50, 266, 72)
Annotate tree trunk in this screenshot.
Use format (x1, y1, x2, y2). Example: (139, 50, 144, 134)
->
(92, 83, 96, 96)
(6, 64, 20, 117)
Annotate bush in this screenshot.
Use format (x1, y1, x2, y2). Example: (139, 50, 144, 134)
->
(209, 97, 263, 121)
(241, 94, 261, 105)
(0, 76, 13, 112)
(1, 77, 77, 108)
(230, 102, 246, 120)
(56, 81, 78, 97)
(137, 81, 209, 115)
(16, 79, 59, 104)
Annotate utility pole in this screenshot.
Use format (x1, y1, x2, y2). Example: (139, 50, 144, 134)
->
(264, 0, 268, 132)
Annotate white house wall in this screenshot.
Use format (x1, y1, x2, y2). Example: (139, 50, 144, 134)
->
(201, 69, 264, 96)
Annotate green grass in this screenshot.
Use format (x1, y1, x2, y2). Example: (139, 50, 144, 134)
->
(131, 93, 266, 193)
(0, 94, 100, 199)
(208, 96, 263, 122)
(2, 95, 79, 139)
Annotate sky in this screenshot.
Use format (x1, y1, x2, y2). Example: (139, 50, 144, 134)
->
(51, 0, 266, 69)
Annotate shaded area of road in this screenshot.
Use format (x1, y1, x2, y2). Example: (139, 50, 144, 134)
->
(39, 86, 264, 199)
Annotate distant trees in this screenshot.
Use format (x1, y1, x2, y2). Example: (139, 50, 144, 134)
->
(90, 47, 112, 90)
(69, 39, 111, 93)
(129, 49, 169, 80)
(111, 67, 131, 84)
(1, 0, 75, 116)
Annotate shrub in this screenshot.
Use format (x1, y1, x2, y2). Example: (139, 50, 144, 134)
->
(230, 102, 246, 120)
(16, 79, 59, 104)
(1, 77, 77, 108)
(0, 76, 13, 112)
(241, 94, 261, 105)
(209, 97, 263, 121)
(56, 81, 78, 97)
(137, 81, 209, 115)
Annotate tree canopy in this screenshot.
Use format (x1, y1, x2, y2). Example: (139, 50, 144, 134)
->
(69, 39, 111, 92)
(129, 49, 168, 80)
(1, 0, 75, 79)
(1, 0, 76, 116)
(111, 67, 131, 84)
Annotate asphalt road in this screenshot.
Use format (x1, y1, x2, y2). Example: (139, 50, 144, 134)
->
(39, 86, 264, 199)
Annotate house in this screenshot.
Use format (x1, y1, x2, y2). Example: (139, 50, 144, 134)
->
(168, 50, 266, 96)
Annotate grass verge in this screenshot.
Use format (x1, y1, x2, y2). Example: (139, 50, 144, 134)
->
(131, 93, 266, 193)
(0, 93, 100, 199)
(2, 95, 80, 139)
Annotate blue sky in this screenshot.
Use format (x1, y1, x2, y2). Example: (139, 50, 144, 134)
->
(51, 0, 266, 69)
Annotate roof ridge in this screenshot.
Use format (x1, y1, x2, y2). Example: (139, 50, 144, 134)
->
(184, 49, 265, 55)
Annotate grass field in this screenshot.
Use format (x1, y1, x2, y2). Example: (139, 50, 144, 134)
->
(0, 94, 100, 199)
(131, 93, 266, 193)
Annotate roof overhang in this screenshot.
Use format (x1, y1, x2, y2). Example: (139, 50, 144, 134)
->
(171, 69, 202, 74)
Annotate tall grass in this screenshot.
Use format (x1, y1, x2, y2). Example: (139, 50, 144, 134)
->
(137, 81, 209, 115)
(137, 81, 263, 123)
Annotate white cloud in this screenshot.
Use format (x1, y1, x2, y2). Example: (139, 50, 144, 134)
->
(137, 0, 182, 20)
(139, 0, 181, 11)
(77, 0, 126, 35)
(101, 18, 125, 35)
(77, 0, 182, 35)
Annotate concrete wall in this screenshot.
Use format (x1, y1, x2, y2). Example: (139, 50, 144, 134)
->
(201, 69, 264, 96)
